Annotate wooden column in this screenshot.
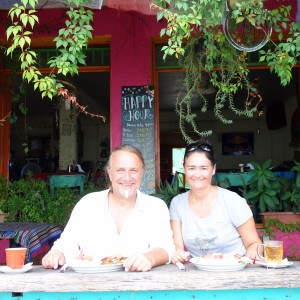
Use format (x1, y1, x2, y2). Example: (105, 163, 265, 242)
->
(0, 71, 11, 179)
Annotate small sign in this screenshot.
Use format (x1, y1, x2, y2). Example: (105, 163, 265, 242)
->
(121, 86, 155, 194)
(222, 132, 254, 156)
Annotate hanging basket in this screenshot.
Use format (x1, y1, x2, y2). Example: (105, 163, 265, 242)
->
(222, 0, 272, 52)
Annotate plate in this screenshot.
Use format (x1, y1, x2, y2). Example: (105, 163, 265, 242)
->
(255, 258, 293, 269)
(68, 261, 124, 273)
(0, 263, 33, 274)
(190, 257, 247, 272)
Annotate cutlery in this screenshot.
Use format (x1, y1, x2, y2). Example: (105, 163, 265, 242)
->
(249, 257, 266, 264)
(176, 262, 186, 272)
(59, 264, 69, 273)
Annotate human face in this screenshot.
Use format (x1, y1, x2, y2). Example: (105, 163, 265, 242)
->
(107, 150, 144, 199)
(184, 152, 216, 190)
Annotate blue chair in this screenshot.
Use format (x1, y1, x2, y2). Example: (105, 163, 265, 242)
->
(49, 174, 87, 195)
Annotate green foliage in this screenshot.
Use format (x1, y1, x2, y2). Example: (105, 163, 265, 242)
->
(0, 175, 101, 229)
(153, 0, 300, 142)
(5, 0, 93, 100)
(0, 176, 10, 213)
(263, 217, 300, 239)
(154, 0, 299, 85)
(243, 159, 300, 213)
(175, 36, 259, 143)
(152, 174, 181, 207)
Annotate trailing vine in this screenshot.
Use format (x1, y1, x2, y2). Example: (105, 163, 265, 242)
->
(263, 217, 300, 239)
(153, 0, 300, 143)
(4, 0, 106, 123)
(175, 34, 262, 143)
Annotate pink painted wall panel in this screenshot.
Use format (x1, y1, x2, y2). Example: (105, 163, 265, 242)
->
(0, 7, 164, 149)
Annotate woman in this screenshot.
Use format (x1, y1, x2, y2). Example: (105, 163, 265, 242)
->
(170, 140, 261, 264)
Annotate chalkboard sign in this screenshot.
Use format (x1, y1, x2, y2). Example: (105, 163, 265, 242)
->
(121, 86, 155, 194)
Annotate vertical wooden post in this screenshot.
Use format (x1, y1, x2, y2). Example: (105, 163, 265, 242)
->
(0, 71, 11, 179)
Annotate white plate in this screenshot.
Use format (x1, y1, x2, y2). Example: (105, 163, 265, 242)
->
(68, 261, 124, 273)
(0, 263, 33, 274)
(256, 258, 293, 269)
(190, 257, 247, 272)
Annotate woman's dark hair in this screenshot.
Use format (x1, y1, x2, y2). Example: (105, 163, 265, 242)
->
(183, 140, 216, 166)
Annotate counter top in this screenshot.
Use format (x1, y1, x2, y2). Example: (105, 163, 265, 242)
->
(1, 262, 300, 293)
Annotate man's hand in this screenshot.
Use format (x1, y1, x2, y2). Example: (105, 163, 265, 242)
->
(123, 253, 153, 272)
(42, 249, 65, 269)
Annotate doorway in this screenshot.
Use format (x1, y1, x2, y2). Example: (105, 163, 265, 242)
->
(154, 43, 300, 183)
(9, 71, 111, 179)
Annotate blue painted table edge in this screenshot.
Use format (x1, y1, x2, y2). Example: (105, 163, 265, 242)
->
(1, 288, 300, 300)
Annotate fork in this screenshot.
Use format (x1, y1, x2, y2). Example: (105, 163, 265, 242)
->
(59, 264, 69, 273)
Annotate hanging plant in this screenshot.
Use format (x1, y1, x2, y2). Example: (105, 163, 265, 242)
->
(152, 0, 300, 142)
(176, 35, 262, 142)
(3, 0, 106, 124)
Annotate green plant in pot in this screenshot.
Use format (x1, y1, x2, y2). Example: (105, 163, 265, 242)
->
(152, 173, 182, 207)
(243, 159, 300, 224)
(243, 159, 281, 213)
(0, 175, 102, 228)
(0, 176, 10, 221)
(279, 161, 300, 213)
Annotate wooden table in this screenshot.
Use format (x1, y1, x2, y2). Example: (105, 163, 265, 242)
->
(215, 172, 255, 186)
(48, 174, 87, 195)
(0, 262, 299, 299)
(215, 171, 296, 187)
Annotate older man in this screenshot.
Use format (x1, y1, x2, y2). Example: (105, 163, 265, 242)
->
(42, 144, 174, 272)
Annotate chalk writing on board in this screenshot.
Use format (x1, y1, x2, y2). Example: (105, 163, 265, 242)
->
(121, 86, 155, 194)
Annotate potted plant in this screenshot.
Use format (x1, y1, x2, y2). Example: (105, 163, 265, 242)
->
(262, 218, 300, 260)
(152, 173, 184, 207)
(243, 159, 300, 225)
(0, 176, 9, 222)
(0, 175, 101, 228)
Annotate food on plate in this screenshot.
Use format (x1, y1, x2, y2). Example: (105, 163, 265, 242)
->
(192, 253, 250, 265)
(100, 255, 128, 265)
(73, 254, 128, 265)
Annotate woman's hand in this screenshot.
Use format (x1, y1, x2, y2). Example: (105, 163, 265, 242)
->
(171, 249, 190, 264)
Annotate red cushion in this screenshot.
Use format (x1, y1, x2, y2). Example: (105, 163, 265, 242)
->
(0, 239, 10, 264)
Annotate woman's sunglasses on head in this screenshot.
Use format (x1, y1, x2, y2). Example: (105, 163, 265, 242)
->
(185, 141, 213, 153)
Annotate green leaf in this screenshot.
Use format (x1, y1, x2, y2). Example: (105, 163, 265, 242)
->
(259, 56, 265, 62)
(236, 16, 244, 24)
(262, 159, 272, 170)
(19, 37, 26, 50)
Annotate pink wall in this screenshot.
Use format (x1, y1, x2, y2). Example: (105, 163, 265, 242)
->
(0, 6, 164, 149)
(92, 7, 164, 149)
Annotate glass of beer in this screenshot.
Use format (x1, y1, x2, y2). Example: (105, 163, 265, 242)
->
(257, 240, 283, 264)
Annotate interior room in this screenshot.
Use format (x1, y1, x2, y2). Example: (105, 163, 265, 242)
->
(8, 66, 299, 182)
(9, 72, 110, 179)
(158, 68, 299, 181)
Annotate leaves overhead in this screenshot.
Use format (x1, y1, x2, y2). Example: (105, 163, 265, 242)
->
(153, 0, 300, 142)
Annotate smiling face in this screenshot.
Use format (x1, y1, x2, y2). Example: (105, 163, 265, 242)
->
(184, 152, 216, 191)
(107, 150, 144, 199)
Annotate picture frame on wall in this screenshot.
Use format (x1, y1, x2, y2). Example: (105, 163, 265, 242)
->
(222, 132, 254, 156)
